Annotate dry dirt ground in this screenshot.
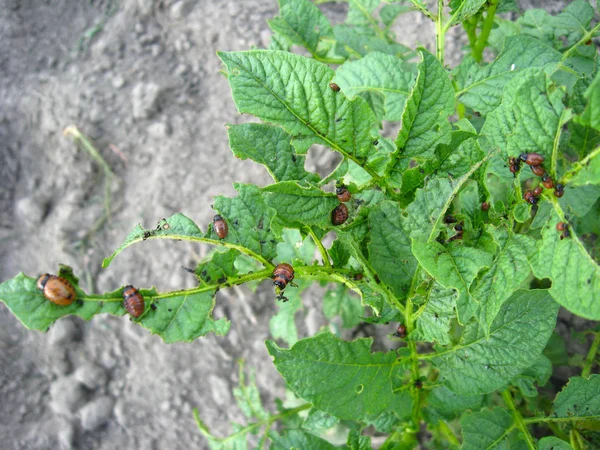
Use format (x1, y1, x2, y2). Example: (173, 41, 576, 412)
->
(0, 1, 574, 449)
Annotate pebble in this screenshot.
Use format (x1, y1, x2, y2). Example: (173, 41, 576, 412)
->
(207, 374, 232, 407)
(170, 1, 194, 19)
(14, 196, 46, 227)
(147, 121, 170, 138)
(132, 82, 161, 119)
(49, 319, 78, 346)
(79, 396, 114, 431)
(74, 362, 108, 390)
(50, 377, 87, 417)
(112, 75, 125, 89)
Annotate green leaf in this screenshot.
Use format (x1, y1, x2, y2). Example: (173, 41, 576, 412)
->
(333, 52, 415, 122)
(426, 385, 484, 421)
(460, 408, 515, 450)
(448, 0, 487, 27)
(302, 408, 340, 432)
(270, 429, 343, 450)
(569, 152, 600, 187)
(214, 183, 281, 262)
(511, 354, 552, 398)
(380, 4, 414, 27)
(481, 71, 566, 162)
(472, 226, 536, 332)
(266, 333, 407, 420)
(140, 290, 229, 344)
(263, 181, 340, 229)
(194, 249, 239, 286)
(346, 0, 379, 29)
(389, 49, 454, 187)
(432, 290, 559, 395)
(414, 283, 456, 346)
(276, 228, 317, 265)
(227, 123, 319, 184)
(574, 71, 600, 132)
(347, 429, 372, 450)
(530, 211, 600, 320)
(268, 0, 334, 56)
(368, 201, 417, 298)
(412, 241, 493, 324)
(270, 279, 309, 346)
(218, 50, 378, 163)
(454, 36, 562, 115)
(233, 362, 269, 420)
(538, 437, 573, 450)
(552, 0, 594, 46)
(404, 178, 454, 242)
(333, 25, 413, 59)
(0, 272, 123, 332)
(553, 375, 600, 419)
(323, 284, 364, 329)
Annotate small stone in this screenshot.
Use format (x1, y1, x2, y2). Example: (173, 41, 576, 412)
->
(208, 374, 232, 407)
(132, 82, 161, 119)
(50, 377, 86, 417)
(15, 196, 46, 227)
(170, 0, 194, 19)
(112, 75, 125, 89)
(147, 121, 170, 138)
(79, 396, 114, 431)
(74, 362, 108, 390)
(49, 319, 78, 346)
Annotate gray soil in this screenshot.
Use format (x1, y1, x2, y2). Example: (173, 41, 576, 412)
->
(0, 1, 579, 449)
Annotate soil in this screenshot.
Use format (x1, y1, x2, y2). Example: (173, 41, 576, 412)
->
(0, 1, 581, 450)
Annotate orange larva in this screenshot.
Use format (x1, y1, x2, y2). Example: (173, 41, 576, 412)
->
(520, 152, 545, 166)
(37, 274, 76, 306)
(336, 186, 351, 202)
(213, 215, 228, 239)
(329, 82, 340, 92)
(394, 324, 407, 338)
(530, 165, 546, 177)
(273, 263, 294, 290)
(331, 203, 349, 226)
(123, 285, 145, 318)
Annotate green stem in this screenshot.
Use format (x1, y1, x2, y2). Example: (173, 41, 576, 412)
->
(436, 0, 445, 65)
(502, 390, 536, 450)
(463, 16, 479, 49)
(562, 145, 600, 184)
(408, 0, 435, 21)
(582, 331, 600, 378)
(561, 22, 600, 61)
(194, 403, 311, 445)
(306, 227, 332, 268)
(472, 0, 499, 62)
(524, 415, 600, 425)
(551, 109, 572, 179)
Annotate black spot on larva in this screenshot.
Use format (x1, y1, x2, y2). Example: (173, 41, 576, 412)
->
(151, 303, 157, 310)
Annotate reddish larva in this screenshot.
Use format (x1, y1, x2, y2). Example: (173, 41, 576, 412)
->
(530, 165, 546, 177)
(394, 324, 407, 338)
(273, 263, 294, 290)
(213, 215, 228, 239)
(481, 202, 490, 212)
(331, 203, 349, 226)
(533, 186, 543, 197)
(556, 222, 566, 231)
(542, 174, 554, 189)
(329, 82, 340, 92)
(37, 274, 76, 306)
(123, 285, 145, 318)
(519, 152, 545, 166)
(336, 186, 351, 202)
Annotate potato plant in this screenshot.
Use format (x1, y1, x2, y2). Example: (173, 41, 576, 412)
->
(2, 0, 600, 448)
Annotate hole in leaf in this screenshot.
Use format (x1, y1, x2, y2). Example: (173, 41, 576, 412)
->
(355, 384, 364, 394)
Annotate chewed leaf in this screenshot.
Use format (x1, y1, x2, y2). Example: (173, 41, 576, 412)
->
(214, 183, 281, 262)
(333, 52, 416, 122)
(461, 408, 518, 450)
(218, 50, 379, 163)
(553, 374, 600, 419)
(0, 272, 230, 343)
(227, 123, 319, 184)
(0, 273, 123, 332)
(530, 210, 600, 320)
(432, 290, 558, 395)
(266, 333, 409, 421)
(263, 181, 340, 229)
(102, 213, 203, 268)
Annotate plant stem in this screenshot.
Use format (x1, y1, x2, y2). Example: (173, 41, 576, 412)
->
(472, 0, 499, 62)
(561, 22, 600, 61)
(436, 0, 445, 65)
(582, 331, 600, 378)
(306, 227, 332, 268)
(502, 390, 536, 450)
(551, 109, 572, 179)
(408, 0, 435, 21)
(562, 145, 600, 184)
